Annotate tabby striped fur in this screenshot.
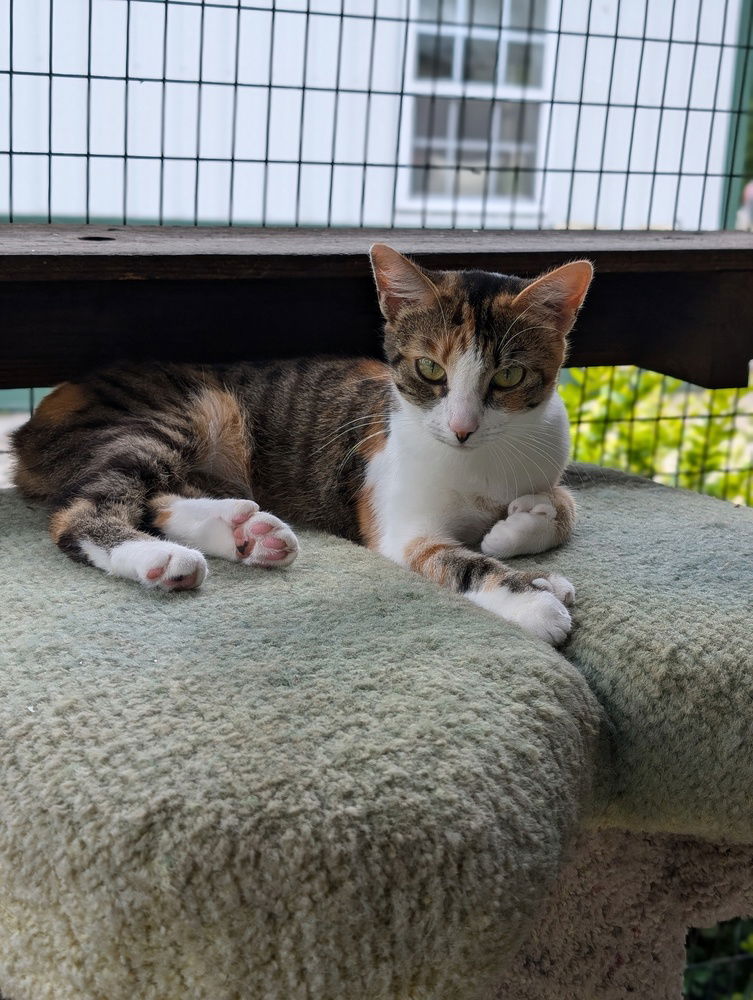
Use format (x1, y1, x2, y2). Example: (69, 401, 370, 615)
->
(12, 245, 592, 644)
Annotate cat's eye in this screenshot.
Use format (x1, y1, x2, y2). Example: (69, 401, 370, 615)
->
(492, 365, 525, 389)
(416, 358, 446, 383)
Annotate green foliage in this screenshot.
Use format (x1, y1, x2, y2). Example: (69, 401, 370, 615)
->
(560, 366, 753, 506)
(685, 919, 753, 999)
(561, 368, 753, 997)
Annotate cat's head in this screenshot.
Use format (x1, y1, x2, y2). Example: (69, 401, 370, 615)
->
(370, 244, 592, 448)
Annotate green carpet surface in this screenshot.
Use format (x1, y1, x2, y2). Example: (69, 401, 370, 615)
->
(0, 486, 600, 1000)
(1, 466, 751, 1000)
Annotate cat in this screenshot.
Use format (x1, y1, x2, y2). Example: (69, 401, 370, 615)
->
(12, 244, 592, 645)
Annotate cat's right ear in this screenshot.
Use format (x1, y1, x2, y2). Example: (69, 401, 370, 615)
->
(369, 244, 436, 323)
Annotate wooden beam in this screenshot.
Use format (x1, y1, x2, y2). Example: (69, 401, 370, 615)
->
(0, 226, 751, 389)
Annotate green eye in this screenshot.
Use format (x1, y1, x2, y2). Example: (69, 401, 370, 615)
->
(416, 358, 446, 382)
(492, 365, 525, 389)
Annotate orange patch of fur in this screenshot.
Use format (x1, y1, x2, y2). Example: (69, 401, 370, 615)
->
(193, 387, 251, 490)
(355, 484, 380, 550)
(480, 572, 506, 593)
(148, 493, 176, 529)
(356, 415, 387, 461)
(404, 537, 452, 585)
(35, 383, 88, 424)
(356, 359, 391, 383)
(12, 454, 49, 498)
(49, 498, 94, 543)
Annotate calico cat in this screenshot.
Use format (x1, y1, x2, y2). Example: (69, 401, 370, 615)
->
(12, 244, 592, 645)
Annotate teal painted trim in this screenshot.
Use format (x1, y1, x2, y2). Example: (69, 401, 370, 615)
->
(0, 388, 53, 413)
(723, 0, 753, 229)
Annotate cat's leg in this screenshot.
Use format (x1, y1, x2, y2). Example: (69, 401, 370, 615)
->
(401, 535, 574, 645)
(480, 485, 576, 559)
(147, 494, 299, 568)
(50, 496, 207, 591)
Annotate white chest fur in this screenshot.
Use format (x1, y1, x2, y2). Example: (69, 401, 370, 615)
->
(366, 393, 570, 560)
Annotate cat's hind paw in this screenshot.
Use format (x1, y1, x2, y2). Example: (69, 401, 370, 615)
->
(233, 510, 300, 568)
(106, 539, 208, 591)
(481, 493, 558, 558)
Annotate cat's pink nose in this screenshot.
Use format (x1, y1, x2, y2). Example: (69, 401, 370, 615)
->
(449, 416, 479, 443)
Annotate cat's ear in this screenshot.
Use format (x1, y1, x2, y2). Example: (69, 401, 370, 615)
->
(369, 244, 437, 323)
(511, 260, 593, 336)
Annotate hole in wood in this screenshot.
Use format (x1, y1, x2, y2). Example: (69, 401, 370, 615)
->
(78, 236, 115, 242)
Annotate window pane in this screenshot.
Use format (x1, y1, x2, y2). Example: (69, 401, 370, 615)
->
(414, 96, 452, 139)
(463, 37, 497, 82)
(493, 150, 536, 197)
(468, 0, 503, 27)
(499, 101, 540, 143)
(505, 41, 544, 85)
(459, 99, 494, 141)
(412, 151, 452, 195)
(457, 150, 487, 195)
(419, 0, 458, 22)
(509, 0, 547, 29)
(417, 33, 454, 79)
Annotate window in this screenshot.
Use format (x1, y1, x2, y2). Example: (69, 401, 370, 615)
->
(409, 0, 547, 205)
(412, 98, 539, 197)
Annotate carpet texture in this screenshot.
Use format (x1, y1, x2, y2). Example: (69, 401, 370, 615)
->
(519, 465, 753, 841)
(0, 487, 601, 1000)
(1, 465, 751, 999)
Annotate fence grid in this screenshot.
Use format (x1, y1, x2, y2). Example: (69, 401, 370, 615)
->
(1, 0, 752, 229)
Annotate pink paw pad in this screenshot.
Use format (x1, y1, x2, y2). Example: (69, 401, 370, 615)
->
(233, 512, 299, 568)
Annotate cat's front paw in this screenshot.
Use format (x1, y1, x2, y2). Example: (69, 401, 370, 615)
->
(481, 493, 557, 558)
(468, 575, 574, 645)
(531, 572, 575, 607)
(232, 509, 300, 568)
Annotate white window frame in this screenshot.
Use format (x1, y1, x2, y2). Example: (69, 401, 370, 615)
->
(396, 0, 553, 221)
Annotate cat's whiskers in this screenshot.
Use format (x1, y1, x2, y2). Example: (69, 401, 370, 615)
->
(496, 322, 560, 361)
(506, 428, 567, 471)
(498, 435, 548, 498)
(497, 300, 539, 354)
(487, 437, 523, 496)
(335, 409, 410, 477)
(313, 413, 385, 454)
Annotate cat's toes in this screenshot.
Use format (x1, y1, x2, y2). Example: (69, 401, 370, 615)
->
(508, 493, 556, 518)
(517, 590, 572, 645)
(482, 509, 558, 558)
(468, 584, 572, 646)
(225, 498, 261, 526)
(111, 539, 208, 591)
(234, 512, 299, 568)
(532, 573, 575, 607)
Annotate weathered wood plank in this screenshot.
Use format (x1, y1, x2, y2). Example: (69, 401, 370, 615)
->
(0, 226, 750, 389)
(0, 225, 752, 280)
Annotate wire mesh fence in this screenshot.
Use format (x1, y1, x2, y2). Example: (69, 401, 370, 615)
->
(0, 0, 752, 981)
(1, 0, 752, 228)
(0, 0, 751, 505)
(564, 366, 753, 506)
(2, 370, 752, 503)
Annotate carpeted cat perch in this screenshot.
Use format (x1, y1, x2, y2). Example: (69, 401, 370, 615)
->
(1, 465, 751, 1000)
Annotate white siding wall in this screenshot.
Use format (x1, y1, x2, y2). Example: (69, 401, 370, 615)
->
(0, 0, 745, 228)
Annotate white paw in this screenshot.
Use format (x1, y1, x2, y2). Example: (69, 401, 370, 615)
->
(468, 582, 573, 645)
(481, 494, 558, 559)
(108, 539, 208, 591)
(232, 510, 300, 568)
(531, 573, 575, 607)
(508, 493, 556, 518)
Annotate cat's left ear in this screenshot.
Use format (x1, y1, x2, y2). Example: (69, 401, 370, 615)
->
(369, 243, 437, 323)
(511, 260, 593, 337)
